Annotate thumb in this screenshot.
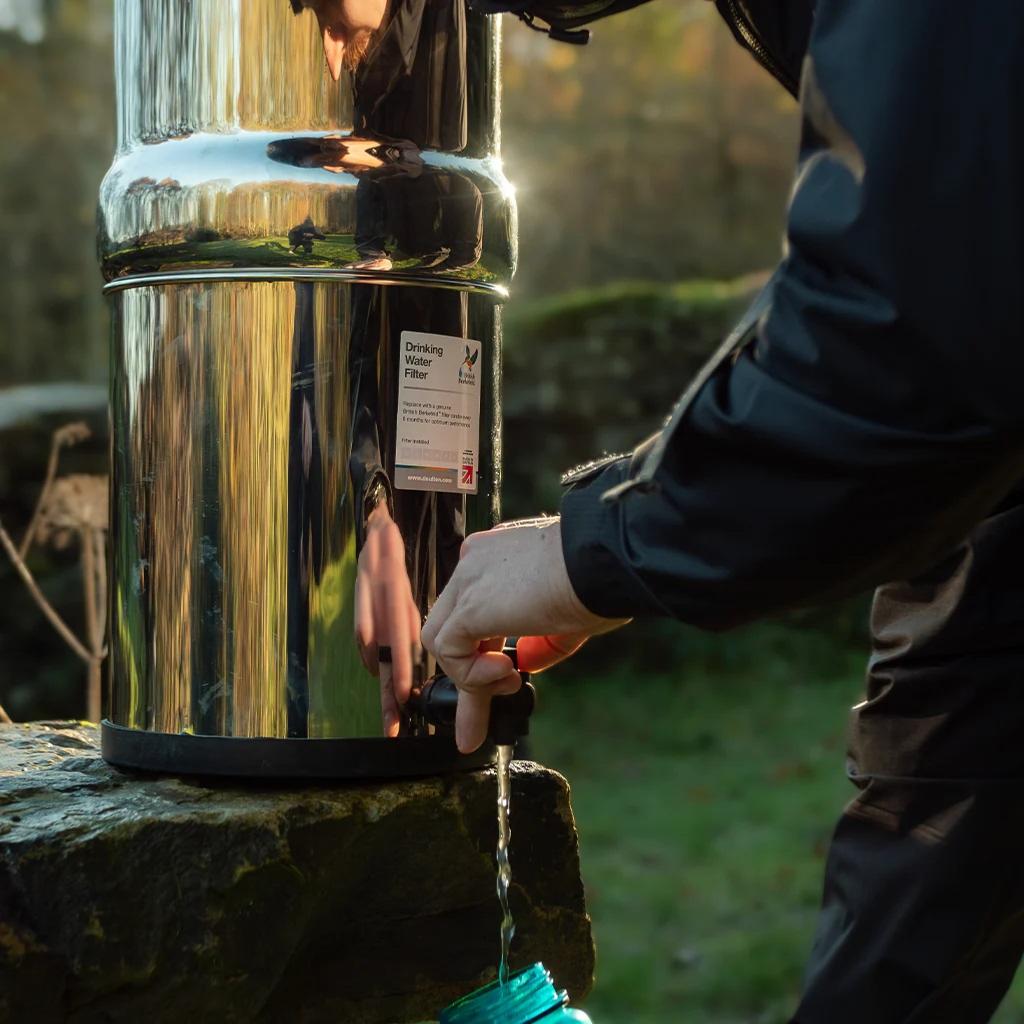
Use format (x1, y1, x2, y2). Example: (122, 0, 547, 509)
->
(455, 673, 522, 753)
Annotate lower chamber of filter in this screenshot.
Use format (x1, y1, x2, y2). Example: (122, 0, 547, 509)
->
(101, 720, 495, 779)
(105, 280, 505, 781)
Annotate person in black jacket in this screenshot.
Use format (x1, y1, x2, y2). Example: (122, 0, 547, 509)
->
(417, 2, 1024, 1021)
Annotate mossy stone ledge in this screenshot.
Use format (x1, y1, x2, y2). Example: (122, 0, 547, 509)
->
(0, 722, 593, 1024)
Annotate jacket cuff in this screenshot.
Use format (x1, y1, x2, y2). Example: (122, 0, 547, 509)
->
(559, 457, 668, 620)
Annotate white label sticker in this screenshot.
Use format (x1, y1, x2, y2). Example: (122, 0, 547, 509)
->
(395, 331, 482, 494)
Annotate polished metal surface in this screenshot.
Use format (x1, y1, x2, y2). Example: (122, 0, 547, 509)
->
(98, 0, 515, 291)
(102, 0, 513, 756)
(102, 267, 508, 297)
(109, 280, 501, 738)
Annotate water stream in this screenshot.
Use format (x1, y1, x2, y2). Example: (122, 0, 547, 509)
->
(496, 743, 516, 987)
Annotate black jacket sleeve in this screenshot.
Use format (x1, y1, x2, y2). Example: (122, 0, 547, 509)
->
(560, 0, 1024, 629)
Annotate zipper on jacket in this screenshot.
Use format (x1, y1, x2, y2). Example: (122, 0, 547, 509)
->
(718, 0, 799, 96)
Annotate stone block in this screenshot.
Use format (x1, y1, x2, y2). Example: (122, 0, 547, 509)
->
(0, 722, 593, 1023)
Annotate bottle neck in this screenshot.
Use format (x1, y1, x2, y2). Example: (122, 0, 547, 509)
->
(440, 963, 569, 1024)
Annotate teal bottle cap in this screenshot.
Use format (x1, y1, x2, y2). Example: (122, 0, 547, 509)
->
(440, 963, 569, 1024)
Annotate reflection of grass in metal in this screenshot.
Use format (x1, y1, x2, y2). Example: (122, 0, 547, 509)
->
(306, 537, 377, 739)
(210, 282, 291, 739)
(104, 235, 497, 283)
(530, 627, 864, 1024)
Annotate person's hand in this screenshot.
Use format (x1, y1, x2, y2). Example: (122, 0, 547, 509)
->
(421, 516, 628, 752)
(354, 503, 420, 737)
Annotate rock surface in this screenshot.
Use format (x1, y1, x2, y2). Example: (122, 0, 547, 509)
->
(0, 722, 593, 1024)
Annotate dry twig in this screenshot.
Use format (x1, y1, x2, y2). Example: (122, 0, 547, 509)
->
(1, 423, 108, 722)
(0, 517, 95, 664)
(19, 422, 91, 558)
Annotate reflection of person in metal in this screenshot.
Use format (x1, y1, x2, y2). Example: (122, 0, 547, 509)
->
(313, 134, 425, 177)
(266, 134, 423, 177)
(354, 487, 419, 737)
(314, 136, 422, 271)
(346, 287, 470, 736)
(287, 214, 326, 254)
(352, 164, 484, 272)
(353, 0, 467, 152)
(289, 0, 468, 153)
(289, 0, 388, 80)
(266, 135, 484, 274)
(325, 137, 482, 273)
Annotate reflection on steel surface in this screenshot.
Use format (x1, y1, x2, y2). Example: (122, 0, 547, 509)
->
(98, 0, 514, 290)
(102, 0, 512, 746)
(109, 281, 502, 737)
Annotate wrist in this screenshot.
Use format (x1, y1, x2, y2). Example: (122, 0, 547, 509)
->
(363, 473, 394, 527)
(549, 519, 628, 634)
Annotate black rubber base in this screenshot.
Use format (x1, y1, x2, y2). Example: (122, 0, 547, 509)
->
(101, 720, 495, 780)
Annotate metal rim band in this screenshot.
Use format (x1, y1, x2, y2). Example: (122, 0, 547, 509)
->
(102, 267, 510, 297)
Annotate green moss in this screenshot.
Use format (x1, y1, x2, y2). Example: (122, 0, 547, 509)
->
(504, 276, 759, 336)
(0, 921, 45, 961)
(500, 275, 763, 519)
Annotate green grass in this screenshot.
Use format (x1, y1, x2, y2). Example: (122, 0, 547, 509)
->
(528, 623, 1024, 1024)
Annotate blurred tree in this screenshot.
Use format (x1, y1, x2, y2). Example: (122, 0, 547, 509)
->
(0, 0, 113, 386)
(501, 1, 799, 296)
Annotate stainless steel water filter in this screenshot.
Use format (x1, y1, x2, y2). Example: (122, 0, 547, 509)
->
(98, 0, 516, 776)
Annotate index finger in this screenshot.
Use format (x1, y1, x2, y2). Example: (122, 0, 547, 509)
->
(433, 616, 516, 692)
(382, 578, 412, 702)
(516, 632, 590, 673)
(422, 573, 459, 655)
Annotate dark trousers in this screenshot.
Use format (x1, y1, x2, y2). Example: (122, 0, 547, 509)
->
(794, 488, 1024, 1023)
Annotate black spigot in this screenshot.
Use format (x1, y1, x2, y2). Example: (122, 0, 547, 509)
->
(490, 675, 536, 746)
(407, 640, 535, 745)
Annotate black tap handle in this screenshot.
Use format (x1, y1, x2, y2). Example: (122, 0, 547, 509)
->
(489, 678, 536, 745)
(408, 639, 534, 743)
(412, 673, 458, 729)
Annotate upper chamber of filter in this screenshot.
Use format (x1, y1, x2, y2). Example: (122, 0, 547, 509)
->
(98, 0, 516, 296)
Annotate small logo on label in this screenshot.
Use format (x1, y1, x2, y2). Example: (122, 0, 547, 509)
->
(459, 450, 476, 489)
(459, 344, 479, 385)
